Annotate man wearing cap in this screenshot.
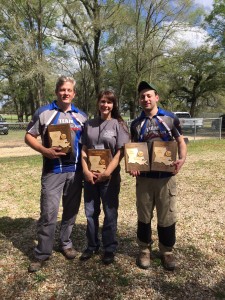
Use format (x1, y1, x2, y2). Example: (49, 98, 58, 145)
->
(130, 81, 186, 271)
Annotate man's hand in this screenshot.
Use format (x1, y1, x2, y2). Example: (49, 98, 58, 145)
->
(172, 158, 185, 175)
(42, 147, 67, 159)
(174, 136, 187, 174)
(129, 170, 140, 177)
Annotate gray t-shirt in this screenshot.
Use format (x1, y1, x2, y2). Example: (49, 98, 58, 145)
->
(82, 117, 129, 157)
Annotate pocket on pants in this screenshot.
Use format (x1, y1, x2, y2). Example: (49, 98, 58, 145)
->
(167, 177, 176, 213)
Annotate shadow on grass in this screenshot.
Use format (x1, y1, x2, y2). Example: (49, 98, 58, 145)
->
(90, 245, 224, 299)
(59, 243, 223, 300)
(0, 215, 137, 256)
(1, 217, 224, 299)
(0, 216, 88, 258)
(0, 216, 37, 258)
(213, 278, 225, 299)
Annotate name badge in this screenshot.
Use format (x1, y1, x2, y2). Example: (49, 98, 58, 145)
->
(94, 144, 104, 150)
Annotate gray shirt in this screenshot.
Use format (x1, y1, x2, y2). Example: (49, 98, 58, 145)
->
(82, 117, 129, 157)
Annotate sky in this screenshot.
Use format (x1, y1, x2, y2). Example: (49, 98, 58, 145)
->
(172, 26, 212, 48)
(195, 0, 213, 11)
(170, 0, 215, 48)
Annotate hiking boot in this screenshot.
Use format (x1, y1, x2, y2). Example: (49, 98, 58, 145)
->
(80, 249, 98, 261)
(102, 252, 115, 265)
(28, 258, 45, 273)
(136, 251, 150, 269)
(61, 247, 76, 260)
(161, 253, 176, 271)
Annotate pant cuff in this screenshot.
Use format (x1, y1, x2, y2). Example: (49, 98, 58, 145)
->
(158, 242, 173, 254)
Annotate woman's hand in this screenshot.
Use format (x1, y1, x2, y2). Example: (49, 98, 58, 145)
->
(94, 171, 111, 183)
(83, 170, 98, 184)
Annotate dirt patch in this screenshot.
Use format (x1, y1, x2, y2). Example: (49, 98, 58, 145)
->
(0, 146, 38, 158)
(0, 139, 40, 158)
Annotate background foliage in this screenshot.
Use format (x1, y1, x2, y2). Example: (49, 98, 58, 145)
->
(0, 0, 225, 120)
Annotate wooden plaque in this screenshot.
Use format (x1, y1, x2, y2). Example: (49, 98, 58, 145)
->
(151, 141, 177, 172)
(48, 124, 72, 153)
(87, 149, 112, 173)
(124, 142, 150, 172)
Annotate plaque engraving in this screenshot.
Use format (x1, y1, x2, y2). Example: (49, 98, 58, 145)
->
(48, 124, 72, 153)
(124, 142, 150, 172)
(87, 149, 112, 173)
(151, 141, 177, 172)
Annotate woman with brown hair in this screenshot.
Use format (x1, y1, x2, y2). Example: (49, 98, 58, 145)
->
(80, 90, 129, 264)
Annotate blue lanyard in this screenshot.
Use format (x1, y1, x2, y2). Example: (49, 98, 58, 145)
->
(155, 116, 173, 141)
(139, 117, 149, 142)
(138, 115, 173, 142)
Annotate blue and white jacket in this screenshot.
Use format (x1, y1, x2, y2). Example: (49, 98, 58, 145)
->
(131, 107, 182, 143)
(26, 100, 87, 173)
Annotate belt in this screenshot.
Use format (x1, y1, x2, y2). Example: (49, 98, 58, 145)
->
(139, 171, 173, 179)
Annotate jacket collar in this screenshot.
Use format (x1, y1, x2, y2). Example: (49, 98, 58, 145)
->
(51, 100, 79, 113)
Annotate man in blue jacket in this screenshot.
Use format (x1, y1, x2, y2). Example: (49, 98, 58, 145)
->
(25, 76, 87, 272)
(130, 81, 186, 271)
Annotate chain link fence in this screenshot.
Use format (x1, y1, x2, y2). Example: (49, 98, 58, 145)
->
(8, 122, 28, 130)
(126, 117, 224, 141)
(0, 118, 224, 148)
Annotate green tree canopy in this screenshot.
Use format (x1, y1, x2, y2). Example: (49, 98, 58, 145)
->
(205, 0, 225, 51)
(160, 44, 225, 116)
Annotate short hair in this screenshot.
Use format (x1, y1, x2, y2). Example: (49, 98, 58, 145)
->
(55, 76, 76, 93)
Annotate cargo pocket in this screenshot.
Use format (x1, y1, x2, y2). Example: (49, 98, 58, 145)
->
(168, 177, 176, 213)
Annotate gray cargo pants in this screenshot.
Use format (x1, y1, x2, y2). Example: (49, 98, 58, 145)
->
(34, 171, 83, 260)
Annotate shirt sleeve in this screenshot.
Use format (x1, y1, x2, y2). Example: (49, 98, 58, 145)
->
(26, 108, 41, 136)
(130, 120, 138, 142)
(172, 115, 183, 137)
(81, 122, 88, 146)
(116, 122, 130, 149)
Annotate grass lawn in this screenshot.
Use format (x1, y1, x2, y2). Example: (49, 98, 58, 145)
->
(0, 130, 26, 143)
(0, 114, 31, 123)
(0, 141, 225, 299)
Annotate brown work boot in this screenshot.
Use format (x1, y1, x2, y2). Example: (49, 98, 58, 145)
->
(28, 258, 45, 273)
(161, 253, 176, 271)
(61, 247, 76, 259)
(136, 250, 150, 269)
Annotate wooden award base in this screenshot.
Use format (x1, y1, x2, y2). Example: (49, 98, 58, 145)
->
(151, 141, 177, 172)
(87, 149, 112, 173)
(124, 142, 150, 172)
(48, 123, 72, 153)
